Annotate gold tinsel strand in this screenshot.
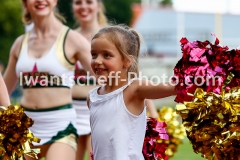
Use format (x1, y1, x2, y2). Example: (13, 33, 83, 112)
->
(0, 105, 40, 160)
(158, 107, 186, 158)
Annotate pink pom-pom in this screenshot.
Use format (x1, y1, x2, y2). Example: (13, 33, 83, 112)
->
(143, 117, 169, 160)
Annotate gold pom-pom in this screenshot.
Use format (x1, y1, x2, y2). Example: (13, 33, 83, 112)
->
(158, 107, 186, 158)
(176, 86, 240, 160)
(0, 105, 40, 160)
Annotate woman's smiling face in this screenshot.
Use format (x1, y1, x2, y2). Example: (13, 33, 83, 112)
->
(23, 0, 58, 18)
(72, 0, 99, 24)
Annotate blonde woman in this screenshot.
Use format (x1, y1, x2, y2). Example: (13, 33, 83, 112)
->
(4, 0, 93, 159)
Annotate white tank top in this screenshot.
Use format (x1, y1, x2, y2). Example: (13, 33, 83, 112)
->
(89, 79, 146, 160)
(16, 26, 75, 88)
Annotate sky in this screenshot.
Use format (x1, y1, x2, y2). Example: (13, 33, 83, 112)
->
(172, 0, 240, 14)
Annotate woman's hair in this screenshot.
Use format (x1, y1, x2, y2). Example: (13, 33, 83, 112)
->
(22, 0, 66, 25)
(97, 0, 108, 27)
(92, 24, 141, 78)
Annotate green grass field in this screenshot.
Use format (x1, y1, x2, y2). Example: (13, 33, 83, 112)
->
(171, 138, 205, 160)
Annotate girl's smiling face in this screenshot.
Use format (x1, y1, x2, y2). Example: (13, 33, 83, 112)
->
(91, 37, 127, 83)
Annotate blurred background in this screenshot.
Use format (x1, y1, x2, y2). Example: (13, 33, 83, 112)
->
(1, 0, 240, 159)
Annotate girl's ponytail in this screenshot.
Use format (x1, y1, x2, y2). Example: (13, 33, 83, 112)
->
(127, 29, 141, 78)
(129, 29, 141, 58)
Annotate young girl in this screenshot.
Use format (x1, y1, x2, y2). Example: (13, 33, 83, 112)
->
(72, 0, 108, 159)
(0, 73, 10, 106)
(3, 0, 93, 160)
(87, 25, 176, 159)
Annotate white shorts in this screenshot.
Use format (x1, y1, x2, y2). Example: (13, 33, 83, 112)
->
(23, 104, 78, 150)
(72, 99, 91, 136)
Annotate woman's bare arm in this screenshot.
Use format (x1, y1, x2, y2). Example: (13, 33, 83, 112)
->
(3, 36, 23, 95)
(0, 73, 10, 106)
(65, 30, 94, 76)
(146, 99, 159, 119)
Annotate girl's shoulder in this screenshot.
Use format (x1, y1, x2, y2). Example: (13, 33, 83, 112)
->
(123, 79, 151, 100)
(126, 79, 141, 90)
(124, 79, 140, 94)
(89, 81, 136, 103)
(89, 86, 99, 95)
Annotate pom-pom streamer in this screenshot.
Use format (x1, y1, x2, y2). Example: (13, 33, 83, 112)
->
(0, 105, 40, 160)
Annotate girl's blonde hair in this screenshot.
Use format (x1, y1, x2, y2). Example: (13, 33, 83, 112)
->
(92, 24, 141, 79)
(22, 0, 66, 25)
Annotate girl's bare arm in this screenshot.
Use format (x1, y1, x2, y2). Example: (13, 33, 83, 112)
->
(136, 80, 177, 100)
